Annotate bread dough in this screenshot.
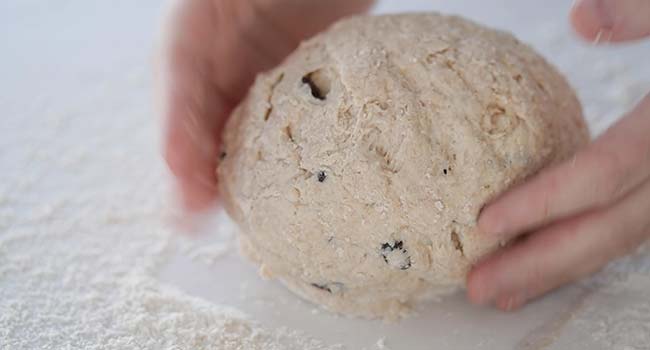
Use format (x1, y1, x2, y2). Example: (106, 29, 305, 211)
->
(217, 13, 589, 319)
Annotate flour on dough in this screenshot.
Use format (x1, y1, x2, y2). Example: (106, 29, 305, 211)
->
(218, 13, 589, 319)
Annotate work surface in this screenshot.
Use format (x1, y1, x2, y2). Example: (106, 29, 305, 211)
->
(2, 0, 650, 349)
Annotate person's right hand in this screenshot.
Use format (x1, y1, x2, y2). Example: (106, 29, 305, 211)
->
(467, 0, 650, 311)
(162, 0, 374, 211)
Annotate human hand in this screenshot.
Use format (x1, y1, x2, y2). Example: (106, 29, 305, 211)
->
(161, 0, 373, 211)
(467, 0, 650, 311)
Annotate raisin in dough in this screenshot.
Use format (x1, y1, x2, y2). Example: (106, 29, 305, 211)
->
(217, 13, 589, 319)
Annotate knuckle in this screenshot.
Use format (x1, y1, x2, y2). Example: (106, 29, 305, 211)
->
(591, 146, 627, 203)
(534, 169, 563, 222)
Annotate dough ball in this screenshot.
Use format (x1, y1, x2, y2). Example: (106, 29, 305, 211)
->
(217, 13, 589, 319)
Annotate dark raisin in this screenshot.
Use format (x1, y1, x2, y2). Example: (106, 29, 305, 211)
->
(311, 282, 344, 293)
(311, 283, 332, 293)
(443, 168, 448, 175)
(379, 240, 411, 270)
(219, 151, 227, 160)
(450, 230, 464, 254)
(317, 171, 327, 182)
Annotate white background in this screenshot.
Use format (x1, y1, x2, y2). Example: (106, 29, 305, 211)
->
(2, 0, 649, 349)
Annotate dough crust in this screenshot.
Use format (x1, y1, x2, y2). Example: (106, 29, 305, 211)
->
(218, 13, 589, 319)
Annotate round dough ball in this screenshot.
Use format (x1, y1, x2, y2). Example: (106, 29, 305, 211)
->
(218, 13, 589, 319)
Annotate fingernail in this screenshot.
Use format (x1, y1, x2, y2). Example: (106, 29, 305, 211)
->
(593, 28, 613, 45)
(496, 295, 511, 311)
(497, 294, 524, 311)
(579, 0, 615, 45)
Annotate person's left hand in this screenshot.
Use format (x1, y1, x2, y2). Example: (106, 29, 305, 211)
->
(159, 0, 373, 211)
(467, 0, 650, 311)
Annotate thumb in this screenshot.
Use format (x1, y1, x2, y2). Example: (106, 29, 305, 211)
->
(571, 0, 650, 43)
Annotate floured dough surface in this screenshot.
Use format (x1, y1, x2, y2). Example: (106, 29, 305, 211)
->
(218, 13, 589, 319)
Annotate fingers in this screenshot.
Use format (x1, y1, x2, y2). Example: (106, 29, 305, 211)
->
(162, 0, 374, 212)
(478, 94, 650, 240)
(223, 0, 376, 100)
(468, 177, 650, 310)
(163, 74, 229, 211)
(162, 0, 235, 211)
(251, 0, 376, 43)
(163, 0, 284, 211)
(571, 0, 650, 43)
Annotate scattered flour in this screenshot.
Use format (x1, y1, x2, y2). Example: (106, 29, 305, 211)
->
(516, 246, 650, 350)
(175, 210, 237, 266)
(585, 275, 650, 349)
(571, 249, 650, 350)
(0, 2, 339, 347)
(180, 241, 231, 266)
(112, 275, 342, 350)
(0, 152, 340, 350)
(375, 337, 389, 349)
(538, 272, 650, 350)
(2, 0, 650, 349)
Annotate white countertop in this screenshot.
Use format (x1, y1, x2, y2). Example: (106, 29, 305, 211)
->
(2, 0, 649, 349)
